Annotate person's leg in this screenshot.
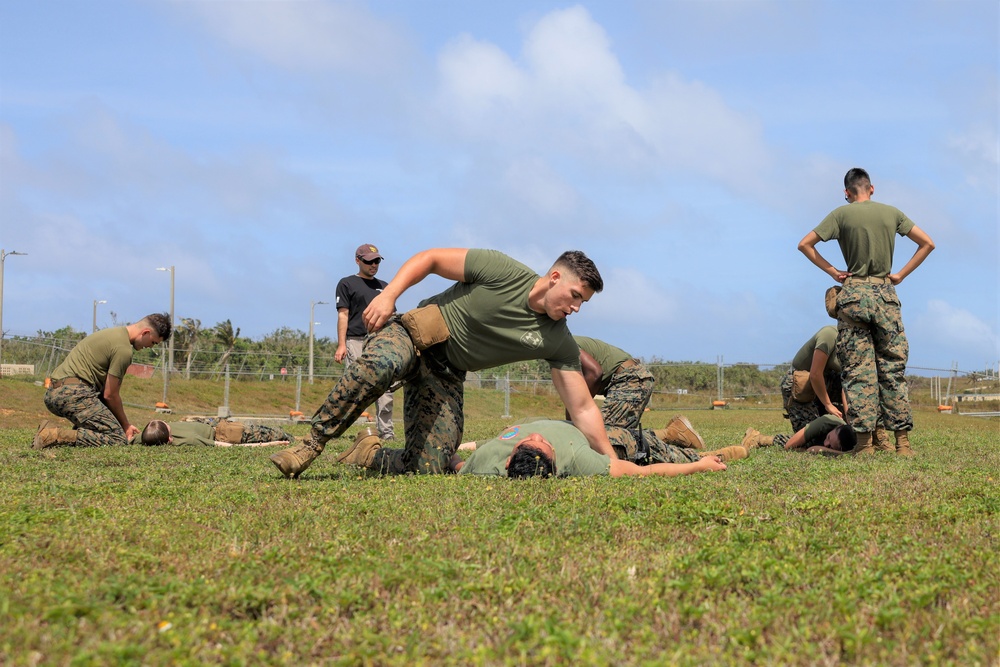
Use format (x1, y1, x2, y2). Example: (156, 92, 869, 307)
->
(310, 323, 417, 445)
(634, 428, 702, 463)
(600, 366, 654, 430)
(270, 323, 417, 478)
(240, 423, 294, 443)
(375, 391, 395, 440)
(838, 297, 878, 454)
(871, 287, 913, 451)
(371, 362, 465, 474)
(42, 384, 126, 447)
(781, 370, 821, 433)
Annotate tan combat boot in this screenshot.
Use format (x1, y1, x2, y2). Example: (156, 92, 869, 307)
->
(699, 446, 749, 462)
(740, 428, 762, 449)
(874, 427, 893, 452)
(654, 416, 705, 450)
(852, 431, 874, 456)
(32, 426, 78, 449)
(894, 430, 915, 457)
(337, 427, 382, 468)
(756, 435, 775, 447)
(270, 435, 326, 478)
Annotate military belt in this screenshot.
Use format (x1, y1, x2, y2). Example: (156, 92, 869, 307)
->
(50, 377, 90, 389)
(845, 275, 890, 284)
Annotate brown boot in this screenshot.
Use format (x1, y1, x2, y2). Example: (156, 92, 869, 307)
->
(654, 416, 705, 450)
(852, 431, 874, 456)
(756, 434, 775, 447)
(270, 436, 325, 478)
(337, 427, 382, 467)
(894, 430, 915, 457)
(699, 446, 749, 462)
(32, 427, 78, 449)
(740, 428, 762, 449)
(874, 427, 893, 452)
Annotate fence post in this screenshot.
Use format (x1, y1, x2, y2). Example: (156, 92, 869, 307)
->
(502, 371, 511, 418)
(295, 366, 302, 413)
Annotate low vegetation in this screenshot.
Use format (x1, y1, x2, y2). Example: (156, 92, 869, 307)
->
(1, 378, 997, 665)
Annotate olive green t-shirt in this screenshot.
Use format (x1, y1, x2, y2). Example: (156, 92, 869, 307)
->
(458, 420, 611, 477)
(574, 336, 631, 387)
(51, 327, 134, 390)
(814, 201, 915, 277)
(130, 422, 215, 447)
(801, 414, 846, 448)
(420, 249, 581, 373)
(791, 326, 841, 374)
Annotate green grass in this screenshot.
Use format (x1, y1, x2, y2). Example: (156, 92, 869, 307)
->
(1, 378, 998, 665)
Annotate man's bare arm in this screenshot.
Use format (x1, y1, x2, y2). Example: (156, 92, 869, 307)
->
(102, 374, 137, 439)
(798, 231, 850, 282)
(889, 225, 935, 285)
(551, 367, 617, 459)
(363, 248, 469, 332)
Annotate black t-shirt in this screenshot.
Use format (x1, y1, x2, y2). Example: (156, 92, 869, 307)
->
(335, 275, 387, 337)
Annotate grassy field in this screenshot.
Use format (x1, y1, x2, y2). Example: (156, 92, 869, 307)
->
(1, 378, 998, 665)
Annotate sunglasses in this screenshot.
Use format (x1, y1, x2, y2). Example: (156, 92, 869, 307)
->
(358, 257, 382, 265)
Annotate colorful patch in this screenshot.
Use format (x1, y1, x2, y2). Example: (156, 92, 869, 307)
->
(499, 426, 520, 440)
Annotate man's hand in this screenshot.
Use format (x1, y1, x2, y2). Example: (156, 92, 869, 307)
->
(334, 344, 348, 362)
(125, 424, 140, 440)
(362, 292, 398, 332)
(698, 456, 727, 472)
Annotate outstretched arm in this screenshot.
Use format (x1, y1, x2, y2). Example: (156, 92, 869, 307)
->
(888, 225, 935, 285)
(610, 455, 726, 477)
(552, 367, 617, 459)
(809, 349, 842, 419)
(102, 375, 138, 440)
(363, 248, 469, 332)
(798, 232, 850, 283)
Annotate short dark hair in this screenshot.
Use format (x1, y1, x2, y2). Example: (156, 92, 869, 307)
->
(844, 168, 871, 196)
(553, 251, 603, 293)
(507, 445, 556, 479)
(832, 424, 857, 452)
(140, 313, 172, 341)
(141, 420, 170, 446)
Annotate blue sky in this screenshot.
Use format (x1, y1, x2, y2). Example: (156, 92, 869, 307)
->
(1, 0, 997, 374)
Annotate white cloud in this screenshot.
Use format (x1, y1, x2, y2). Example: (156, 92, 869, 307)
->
(913, 300, 999, 364)
(433, 6, 770, 189)
(178, 0, 411, 76)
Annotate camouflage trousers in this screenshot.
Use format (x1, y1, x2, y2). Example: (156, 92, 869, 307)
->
(836, 282, 913, 433)
(345, 337, 395, 439)
(601, 363, 654, 430)
(43, 383, 127, 447)
(311, 321, 465, 475)
(780, 369, 824, 433)
(186, 417, 293, 443)
(607, 427, 701, 464)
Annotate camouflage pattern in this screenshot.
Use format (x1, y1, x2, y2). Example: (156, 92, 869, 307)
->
(601, 363, 654, 430)
(310, 320, 465, 475)
(780, 368, 843, 433)
(772, 433, 791, 449)
(183, 416, 292, 443)
(607, 426, 702, 464)
(42, 383, 127, 447)
(345, 337, 395, 440)
(836, 282, 913, 433)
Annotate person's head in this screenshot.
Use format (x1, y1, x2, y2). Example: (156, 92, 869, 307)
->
(537, 251, 603, 321)
(130, 313, 171, 350)
(823, 424, 857, 452)
(355, 243, 384, 279)
(843, 167, 874, 202)
(505, 433, 557, 479)
(141, 419, 172, 446)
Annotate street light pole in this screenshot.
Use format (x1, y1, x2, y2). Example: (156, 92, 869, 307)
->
(92, 299, 107, 333)
(309, 300, 327, 384)
(156, 266, 175, 404)
(0, 249, 28, 377)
